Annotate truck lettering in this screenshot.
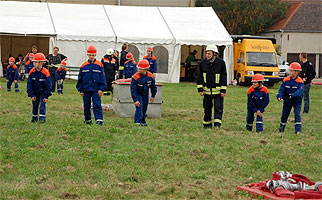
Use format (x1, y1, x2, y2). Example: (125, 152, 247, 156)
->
(251, 45, 269, 51)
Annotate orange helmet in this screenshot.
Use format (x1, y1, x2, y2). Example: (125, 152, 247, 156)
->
(29, 53, 35, 58)
(126, 52, 133, 59)
(147, 47, 153, 51)
(289, 62, 301, 71)
(251, 73, 265, 82)
(87, 45, 97, 55)
(61, 61, 67, 66)
(32, 53, 46, 62)
(9, 57, 15, 62)
(137, 59, 150, 69)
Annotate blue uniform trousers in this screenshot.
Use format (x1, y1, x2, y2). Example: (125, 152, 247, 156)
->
(57, 81, 64, 94)
(303, 84, 311, 113)
(280, 103, 302, 132)
(246, 110, 263, 132)
(32, 95, 47, 122)
(7, 80, 19, 92)
(83, 92, 103, 124)
(134, 94, 149, 124)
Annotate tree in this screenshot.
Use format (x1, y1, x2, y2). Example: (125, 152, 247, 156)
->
(196, 0, 288, 35)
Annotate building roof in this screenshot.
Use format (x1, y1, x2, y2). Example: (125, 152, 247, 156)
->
(265, 1, 322, 32)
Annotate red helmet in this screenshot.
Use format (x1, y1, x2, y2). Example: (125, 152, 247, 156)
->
(137, 59, 150, 69)
(87, 45, 97, 55)
(289, 62, 302, 71)
(147, 47, 153, 51)
(126, 52, 133, 59)
(252, 73, 265, 82)
(32, 53, 46, 62)
(61, 61, 67, 66)
(29, 53, 35, 58)
(9, 57, 15, 62)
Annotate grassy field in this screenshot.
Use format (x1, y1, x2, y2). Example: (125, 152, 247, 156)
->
(0, 78, 321, 199)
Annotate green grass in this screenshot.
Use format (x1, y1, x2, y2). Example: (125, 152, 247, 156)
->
(0, 78, 321, 199)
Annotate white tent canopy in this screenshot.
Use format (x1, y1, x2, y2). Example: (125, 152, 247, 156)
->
(159, 7, 232, 46)
(0, 1, 55, 36)
(49, 3, 115, 42)
(0, 1, 233, 83)
(105, 5, 174, 45)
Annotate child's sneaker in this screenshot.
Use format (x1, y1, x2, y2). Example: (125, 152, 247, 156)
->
(84, 120, 92, 124)
(140, 123, 147, 126)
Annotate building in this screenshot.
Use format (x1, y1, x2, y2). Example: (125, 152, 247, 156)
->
(260, 0, 322, 77)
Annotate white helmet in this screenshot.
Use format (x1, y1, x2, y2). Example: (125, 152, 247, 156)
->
(205, 45, 219, 54)
(105, 48, 114, 56)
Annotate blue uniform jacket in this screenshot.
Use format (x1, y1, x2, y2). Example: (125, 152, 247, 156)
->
(25, 60, 34, 74)
(277, 76, 304, 105)
(55, 67, 67, 80)
(6, 64, 19, 81)
(247, 86, 270, 113)
(124, 60, 137, 77)
(143, 55, 157, 73)
(131, 72, 157, 102)
(27, 67, 52, 98)
(76, 59, 107, 93)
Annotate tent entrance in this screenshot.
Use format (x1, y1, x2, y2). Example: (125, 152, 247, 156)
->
(0, 35, 49, 77)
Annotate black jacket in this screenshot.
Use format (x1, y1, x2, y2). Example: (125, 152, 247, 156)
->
(197, 57, 227, 94)
(300, 61, 316, 85)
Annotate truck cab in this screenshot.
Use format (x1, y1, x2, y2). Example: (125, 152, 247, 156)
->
(232, 35, 280, 86)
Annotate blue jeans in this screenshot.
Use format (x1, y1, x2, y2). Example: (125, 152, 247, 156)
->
(83, 92, 103, 124)
(134, 95, 149, 124)
(303, 84, 311, 113)
(32, 95, 47, 122)
(246, 110, 263, 132)
(280, 103, 302, 132)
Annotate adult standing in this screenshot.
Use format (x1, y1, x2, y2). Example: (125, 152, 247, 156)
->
(46, 46, 68, 92)
(299, 52, 316, 113)
(101, 49, 118, 96)
(197, 45, 227, 128)
(119, 44, 128, 79)
(143, 47, 157, 74)
(24, 45, 38, 62)
(185, 50, 197, 81)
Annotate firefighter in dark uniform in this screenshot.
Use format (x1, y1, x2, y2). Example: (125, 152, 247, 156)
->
(197, 45, 227, 128)
(299, 52, 316, 113)
(101, 48, 118, 95)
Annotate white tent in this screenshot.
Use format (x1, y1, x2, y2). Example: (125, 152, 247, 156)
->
(159, 7, 233, 83)
(0, 1, 233, 83)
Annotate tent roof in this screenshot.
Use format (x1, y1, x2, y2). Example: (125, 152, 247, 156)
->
(0, 1, 232, 46)
(48, 3, 115, 42)
(0, 1, 55, 36)
(104, 5, 174, 45)
(159, 7, 232, 46)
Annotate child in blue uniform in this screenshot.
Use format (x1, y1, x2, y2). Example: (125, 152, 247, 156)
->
(277, 62, 304, 134)
(55, 61, 68, 94)
(27, 53, 52, 123)
(124, 52, 137, 78)
(76, 45, 107, 125)
(131, 59, 157, 126)
(24, 53, 35, 78)
(143, 47, 157, 74)
(246, 73, 269, 132)
(6, 57, 19, 92)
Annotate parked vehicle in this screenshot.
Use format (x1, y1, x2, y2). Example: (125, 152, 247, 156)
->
(232, 35, 280, 86)
(277, 55, 289, 78)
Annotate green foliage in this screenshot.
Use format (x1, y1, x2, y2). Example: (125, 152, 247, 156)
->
(0, 79, 321, 199)
(196, 0, 288, 34)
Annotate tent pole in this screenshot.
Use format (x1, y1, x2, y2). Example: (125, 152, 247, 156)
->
(0, 35, 2, 77)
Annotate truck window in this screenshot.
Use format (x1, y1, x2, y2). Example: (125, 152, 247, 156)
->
(246, 52, 277, 67)
(240, 52, 245, 64)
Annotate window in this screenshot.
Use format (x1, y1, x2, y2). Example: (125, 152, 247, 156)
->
(127, 44, 139, 63)
(153, 46, 168, 74)
(240, 52, 245, 64)
(246, 52, 277, 67)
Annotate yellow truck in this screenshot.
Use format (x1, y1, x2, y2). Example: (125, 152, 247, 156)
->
(232, 35, 280, 86)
